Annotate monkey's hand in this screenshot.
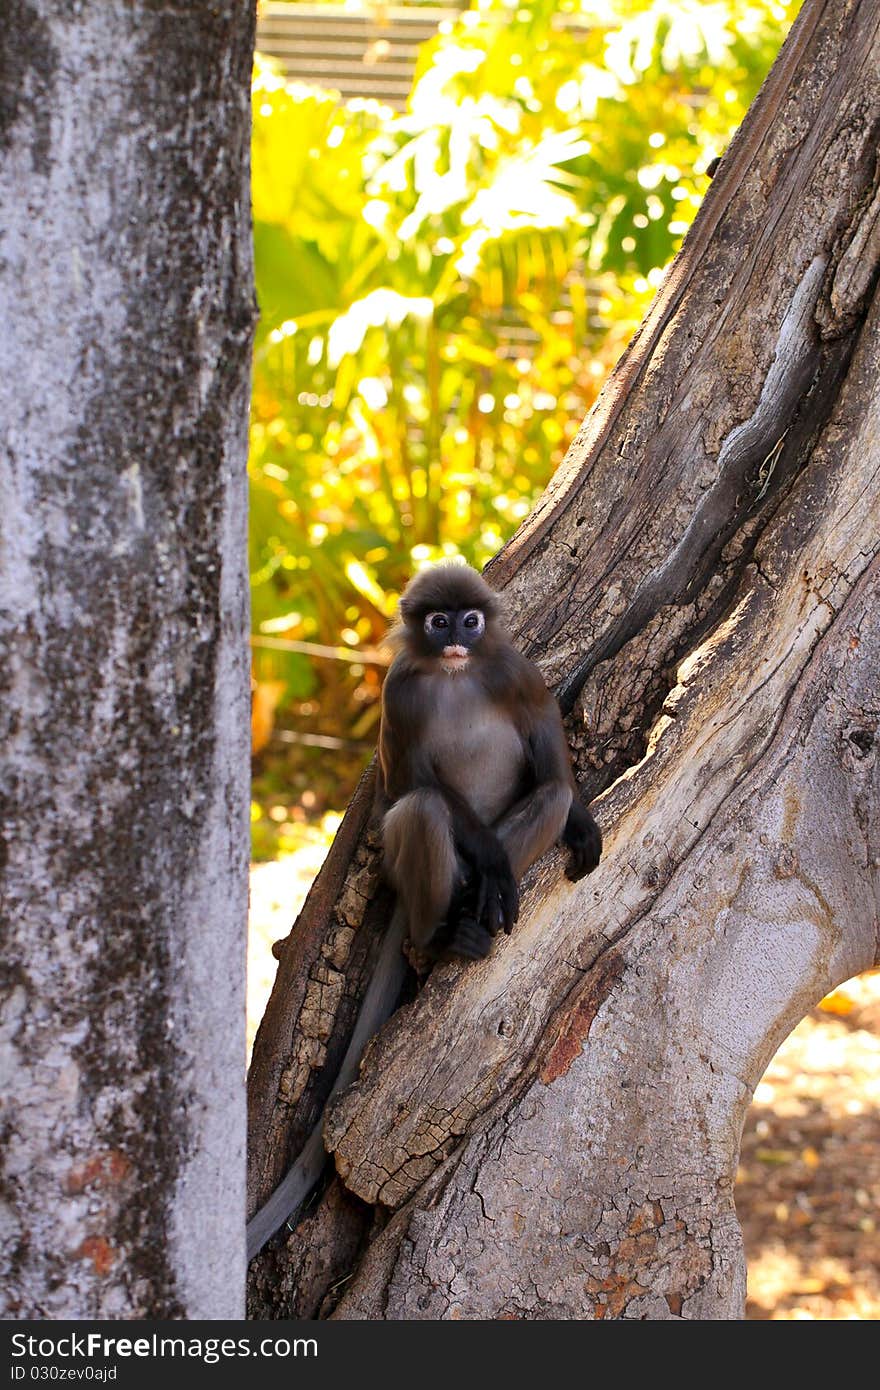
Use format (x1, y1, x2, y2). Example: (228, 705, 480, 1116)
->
(446, 845, 518, 961)
(453, 829, 518, 944)
(473, 841, 519, 937)
(562, 800, 602, 880)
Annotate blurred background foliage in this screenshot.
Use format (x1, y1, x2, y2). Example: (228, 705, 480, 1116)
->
(249, 0, 799, 858)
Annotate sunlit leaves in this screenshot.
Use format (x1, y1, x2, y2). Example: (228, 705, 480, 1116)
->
(248, 0, 798, 759)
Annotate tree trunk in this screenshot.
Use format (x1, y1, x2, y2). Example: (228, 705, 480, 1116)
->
(247, 0, 880, 1320)
(0, 3, 255, 1318)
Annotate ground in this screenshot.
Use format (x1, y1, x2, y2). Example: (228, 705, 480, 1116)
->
(737, 972, 880, 1320)
(248, 851, 880, 1321)
(247, 841, 334, 1058)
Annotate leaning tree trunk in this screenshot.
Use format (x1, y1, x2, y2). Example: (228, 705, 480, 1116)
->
(248, 0, 880, 1319)
(0, 4, 255, 1317)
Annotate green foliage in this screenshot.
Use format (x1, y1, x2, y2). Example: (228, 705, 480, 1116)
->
(249, 0, 798, 845)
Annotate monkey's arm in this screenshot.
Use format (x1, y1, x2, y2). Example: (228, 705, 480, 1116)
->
(246, 909, 408, 1261)
(495, 680, 601, 887)
(540, 689, 602, 880)
(561, 796, 602, 881)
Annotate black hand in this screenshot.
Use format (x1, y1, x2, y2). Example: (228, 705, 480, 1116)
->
(563, 800, 602, 881)
(447, 914, 494, 960)
(446, 842, 518, 960)
(455, 820, 519, 936)
(475, 860, 519, 935)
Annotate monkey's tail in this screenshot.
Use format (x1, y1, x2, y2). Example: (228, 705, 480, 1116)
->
(246, 908, 408, 1262)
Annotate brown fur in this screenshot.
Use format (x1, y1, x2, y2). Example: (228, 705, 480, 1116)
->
(495, 781, 572, 878)
(397, 561, 502, 623)
(383, 790, 460, 948)
(377, 561, 599, 952)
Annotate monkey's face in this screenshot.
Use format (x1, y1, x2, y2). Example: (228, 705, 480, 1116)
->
(411, 607, 486, 672)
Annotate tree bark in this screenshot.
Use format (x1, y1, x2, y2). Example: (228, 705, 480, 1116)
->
(247, 0, 880, 1319)
(0, 3, 255, 1317)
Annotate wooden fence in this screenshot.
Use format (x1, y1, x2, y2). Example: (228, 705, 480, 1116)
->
(256, 3, 464, 107)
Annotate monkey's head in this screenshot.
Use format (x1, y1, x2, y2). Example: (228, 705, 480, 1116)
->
(395, 562, 502, 673)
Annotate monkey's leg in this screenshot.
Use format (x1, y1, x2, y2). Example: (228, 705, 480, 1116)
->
(427, 780, 570, 957)
(496, 782, 572, 878)
(383, 789, 459, 951)
(458, 783, 575, 945)
(445, 785, 572, 952)
(442, 876, 496, 961)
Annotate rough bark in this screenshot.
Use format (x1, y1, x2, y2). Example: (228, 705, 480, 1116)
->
(0, 3, 255, 1318)
(247, 0, 880, 1319)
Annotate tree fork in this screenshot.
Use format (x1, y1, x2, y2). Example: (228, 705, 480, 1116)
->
(248, 0, 880, 1319)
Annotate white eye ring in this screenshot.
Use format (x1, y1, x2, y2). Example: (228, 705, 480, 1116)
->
(462, 610, 484, 634)
(424, 612, 449, 633)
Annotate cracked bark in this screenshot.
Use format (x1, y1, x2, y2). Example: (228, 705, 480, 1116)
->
(247, 0, 880, 1319)
(1, 2, 255, 1317)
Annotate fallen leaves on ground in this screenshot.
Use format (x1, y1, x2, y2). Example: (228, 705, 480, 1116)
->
(737, 971, 880, 1320)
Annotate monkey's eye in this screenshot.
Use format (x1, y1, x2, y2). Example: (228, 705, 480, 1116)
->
(425, 612, 449, 632)
(455, 606, 483, 633)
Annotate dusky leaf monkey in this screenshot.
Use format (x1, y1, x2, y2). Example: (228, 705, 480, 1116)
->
(246, 562, 601, 1258)
(377, 561, 601, 961)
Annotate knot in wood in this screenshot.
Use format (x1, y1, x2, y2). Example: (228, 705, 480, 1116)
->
(846, 727, 875, 759)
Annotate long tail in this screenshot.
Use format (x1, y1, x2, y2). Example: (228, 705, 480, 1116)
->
(246, 909, 408, 1261)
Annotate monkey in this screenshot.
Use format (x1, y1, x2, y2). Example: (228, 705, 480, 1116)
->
(246, 562, 601, 1259)
(376, 561, 601, 961)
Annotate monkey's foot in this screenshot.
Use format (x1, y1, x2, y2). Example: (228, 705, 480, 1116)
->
(446, 915, 493, 961)
(402, 938, 434, 976)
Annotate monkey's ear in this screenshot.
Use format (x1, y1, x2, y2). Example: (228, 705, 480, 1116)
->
(385, 617, 409, 651)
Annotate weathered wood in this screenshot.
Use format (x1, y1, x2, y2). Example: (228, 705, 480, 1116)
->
(247, 0, 880, 1319)
(0, 1, 256, 1318)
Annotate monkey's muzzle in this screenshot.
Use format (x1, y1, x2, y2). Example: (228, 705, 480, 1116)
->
(441, 644, 469, 671)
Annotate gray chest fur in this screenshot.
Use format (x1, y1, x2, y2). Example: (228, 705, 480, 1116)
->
(425, 673, 525, 825)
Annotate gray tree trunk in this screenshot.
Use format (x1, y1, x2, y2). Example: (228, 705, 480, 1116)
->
(248, 0, 879, 1319)
(0, 3, 255, 1318)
